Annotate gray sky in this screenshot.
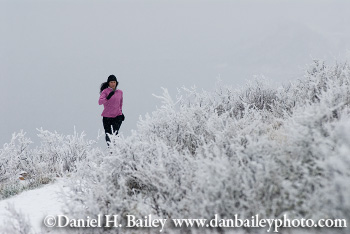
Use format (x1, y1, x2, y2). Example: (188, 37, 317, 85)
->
(1, 0, 350, 148)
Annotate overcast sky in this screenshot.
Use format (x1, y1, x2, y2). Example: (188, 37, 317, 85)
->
(1, 0, 350, 148)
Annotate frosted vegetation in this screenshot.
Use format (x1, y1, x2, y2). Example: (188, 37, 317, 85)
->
(1, 61, 349, 233)
(0, 128, 96, 199)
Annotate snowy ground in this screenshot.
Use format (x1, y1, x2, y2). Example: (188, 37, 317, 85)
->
(0, 179, 69, 234)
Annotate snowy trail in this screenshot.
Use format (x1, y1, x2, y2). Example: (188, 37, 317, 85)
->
(0, 178, 69, 234)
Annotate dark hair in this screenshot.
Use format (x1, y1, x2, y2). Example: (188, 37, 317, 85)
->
(100, 77, 119, 93)
(100, 82, 109, 94)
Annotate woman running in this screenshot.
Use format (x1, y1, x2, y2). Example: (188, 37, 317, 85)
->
(98, 75, 124, 145)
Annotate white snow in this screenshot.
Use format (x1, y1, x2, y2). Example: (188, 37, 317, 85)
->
(0, 178, 69, 234)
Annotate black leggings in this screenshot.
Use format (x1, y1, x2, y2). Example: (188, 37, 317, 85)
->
(103, 116, 123, 144)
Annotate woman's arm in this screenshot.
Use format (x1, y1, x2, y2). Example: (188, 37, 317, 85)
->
(120, 92, 123, 111)
(98, 90, 108, 105)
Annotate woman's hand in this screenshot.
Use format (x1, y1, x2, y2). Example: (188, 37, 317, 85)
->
(106, 91, 115, 100)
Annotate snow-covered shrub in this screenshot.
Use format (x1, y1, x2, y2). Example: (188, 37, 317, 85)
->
(0, 128, 96, 200)
(64, 61, 350, 234)
(0, 131, 33, 183)
(0, 203, 34, 234)
(35, 127, 96, 176)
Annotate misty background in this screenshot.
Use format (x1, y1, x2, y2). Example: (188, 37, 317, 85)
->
(1, 0, 350, 148)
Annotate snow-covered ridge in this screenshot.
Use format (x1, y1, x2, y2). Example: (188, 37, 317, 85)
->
(0, 178, 68, 234)
(66, 61, 349, 233)
(1, 61, 350, 234)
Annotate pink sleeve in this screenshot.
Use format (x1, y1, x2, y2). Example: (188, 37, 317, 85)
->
(98, 90, 107, 105)
(120, 92, 123, 112)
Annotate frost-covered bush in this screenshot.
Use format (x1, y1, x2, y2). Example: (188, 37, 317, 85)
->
(0, 128, 96, 200)
(46, 61, 350, 234)
(0, 203, 34, 234)
(0, 131, 33, 183)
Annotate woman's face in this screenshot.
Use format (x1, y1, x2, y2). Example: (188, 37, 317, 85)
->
(109, 81, 117, 89)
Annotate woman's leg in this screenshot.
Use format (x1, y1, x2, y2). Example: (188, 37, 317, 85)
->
(103, 117, 112, 144)
(111, 118, 122, 136)
(103, 117, 123, 145)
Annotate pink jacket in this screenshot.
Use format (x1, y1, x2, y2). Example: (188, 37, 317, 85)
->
(98, 88, 123, 117)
